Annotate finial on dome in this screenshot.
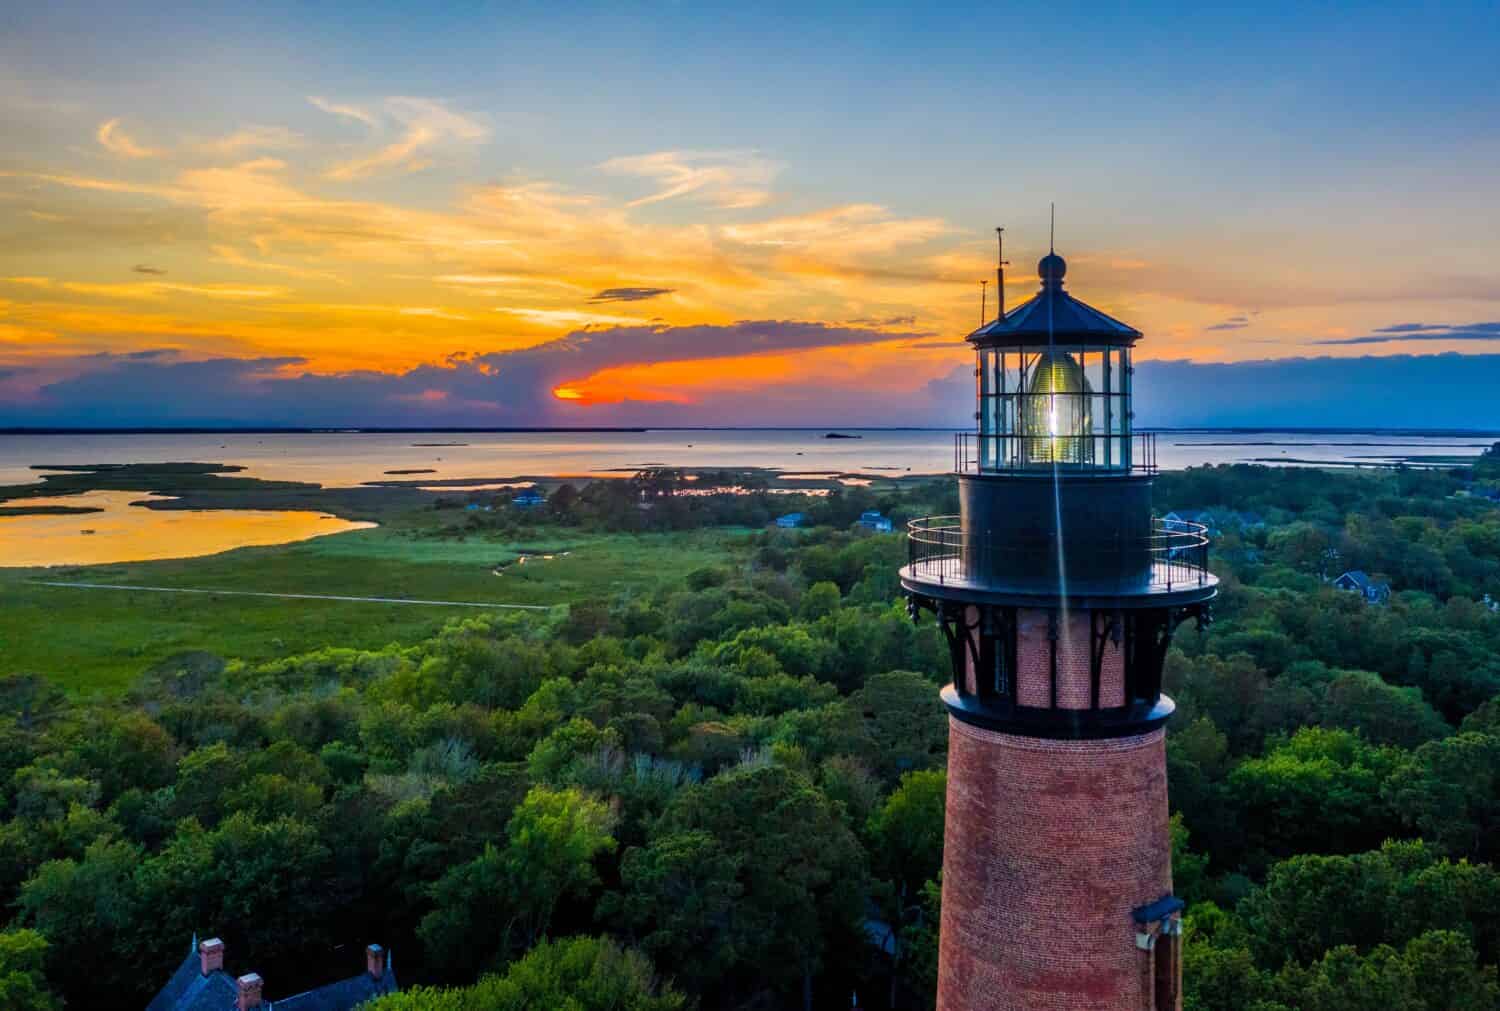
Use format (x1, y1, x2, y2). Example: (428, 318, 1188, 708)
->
(1038, 251, 1066, 289)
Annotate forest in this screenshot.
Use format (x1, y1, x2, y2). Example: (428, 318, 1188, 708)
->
(2, 451, 1500, 1010)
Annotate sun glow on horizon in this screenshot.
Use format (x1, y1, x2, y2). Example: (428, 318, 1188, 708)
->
(3, 4, 1499, 426)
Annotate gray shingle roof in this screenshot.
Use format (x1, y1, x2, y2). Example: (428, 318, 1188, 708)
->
(145, 948, 240, 1011)
(274, 969, 399, 1011)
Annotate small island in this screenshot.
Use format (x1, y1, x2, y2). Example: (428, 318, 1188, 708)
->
(0, 504, 105, 516)
(823, 432, 863, 439)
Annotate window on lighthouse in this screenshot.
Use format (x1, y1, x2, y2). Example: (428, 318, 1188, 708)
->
(1023, 350, 1091, 465)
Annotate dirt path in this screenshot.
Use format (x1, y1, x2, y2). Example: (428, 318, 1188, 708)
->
(27, 580, 550, 610)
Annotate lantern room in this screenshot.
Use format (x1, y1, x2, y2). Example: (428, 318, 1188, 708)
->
(966, 250, 1143, 473)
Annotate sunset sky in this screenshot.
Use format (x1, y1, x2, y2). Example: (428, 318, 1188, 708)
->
(3, 2, 1499, 427)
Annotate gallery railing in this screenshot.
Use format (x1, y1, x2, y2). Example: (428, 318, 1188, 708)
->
(904, 515, 1210, 592)
(954, 431, 1158, 475)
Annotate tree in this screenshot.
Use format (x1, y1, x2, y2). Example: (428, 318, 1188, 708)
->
(366, 936, 686, 1011)
(868, 769, 946, 894)
(1170, 813, 1211, 906)
(848, 670, 946, 784)
(420, 786, 616, 971)
(172, 741, 242, 825)
(649, 763, 867, 1009)
(1319, 670, 1449, 750)
(800, 581, 842, 621)
(1225, 728, 1400, 865)
(602, 829, 744, 993)
(1238, 840, 1500, 970)
(0, 930, 62, 1011)
(1271, 931, 1499, 1011)
(1384, 731, 1500, 862)
(134, 813, 338, 977)
(17, 838, 143, 1006)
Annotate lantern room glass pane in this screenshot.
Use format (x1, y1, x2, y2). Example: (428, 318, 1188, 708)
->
(973, 342, 1135, 472)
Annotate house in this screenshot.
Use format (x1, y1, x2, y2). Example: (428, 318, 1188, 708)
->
(1333, 569, 1391, 605)
(148, 937, 397, 1011)
(512, 488, 546, 509)
(776, 512, 805, 528)
(857, 510, 893, 533)
(1161, 509, 1218, 535)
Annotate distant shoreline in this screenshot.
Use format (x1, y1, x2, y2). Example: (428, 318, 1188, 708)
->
(4, 426, 1499, 437)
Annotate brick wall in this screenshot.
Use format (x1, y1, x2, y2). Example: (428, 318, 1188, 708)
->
(937, 718, 1172, 1011)
(1014, 608, 1126, 710)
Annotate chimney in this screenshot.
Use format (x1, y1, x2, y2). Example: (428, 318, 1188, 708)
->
(236, 973, 263, 1010)
(366, 943, 386, 980)
(199, 937, 224, 976)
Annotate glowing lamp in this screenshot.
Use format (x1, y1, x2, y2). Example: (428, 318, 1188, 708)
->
(1024, 349, 1092, 465)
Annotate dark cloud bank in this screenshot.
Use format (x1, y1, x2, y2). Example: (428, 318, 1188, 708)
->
(5, 320, 1500, 430)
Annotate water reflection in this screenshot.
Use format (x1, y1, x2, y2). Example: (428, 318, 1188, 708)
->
(0, 491, 374, 567)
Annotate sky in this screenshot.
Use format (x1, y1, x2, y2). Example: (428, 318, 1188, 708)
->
(3, 1, 1499, 428)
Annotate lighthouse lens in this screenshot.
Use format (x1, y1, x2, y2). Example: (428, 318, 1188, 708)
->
(1025, 351, 1091, 465)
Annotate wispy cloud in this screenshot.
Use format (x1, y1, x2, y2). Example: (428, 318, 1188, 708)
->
(195, 125, 302, 157)
(589, 287, 675, 303)
(307, 96, 380, 130)
(96, 118, 161, 159)
(132, 264, 167, 275)
(848, 314, 918, 327)
(722, 204, 949, 254)
(1206, 314, 1251, 331)
(1315, 321, 1500, 345)
(497, 307, 645, 328)
(51, 280, 284, 301)
(435, 273, 531, 285)
(210, 245, 342, 283)
(398, 307, 471, 321)
(321, 96, 488, 181)
(599, 149, 780, 209)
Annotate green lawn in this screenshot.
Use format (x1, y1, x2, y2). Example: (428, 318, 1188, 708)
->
(1, 524, 742, 696)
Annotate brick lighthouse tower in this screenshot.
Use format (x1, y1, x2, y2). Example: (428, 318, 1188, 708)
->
(902, 239, 1215, 1011)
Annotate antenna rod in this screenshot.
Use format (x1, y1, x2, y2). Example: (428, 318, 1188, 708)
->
(995, 226, 1008, 319)
(1049, 203, 1055, 254)
(980, 279, 988, 327)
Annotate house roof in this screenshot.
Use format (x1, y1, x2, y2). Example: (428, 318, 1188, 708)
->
(1132, 895, 1186, 925)
(969, 252, 1142, 347)
(146, 945, 240, 1011)
(148, 939, 398, 1011)
(275, 968, 399, 1011)
(1337, 570, 1371, 589)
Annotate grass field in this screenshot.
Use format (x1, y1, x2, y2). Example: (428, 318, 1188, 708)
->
(1, 522, 744, 695)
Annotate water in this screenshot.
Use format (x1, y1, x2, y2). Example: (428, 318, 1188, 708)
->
(0, 429, 1491, 568)
(0, 490, 372, 567)
(1, 429, 1492, 489)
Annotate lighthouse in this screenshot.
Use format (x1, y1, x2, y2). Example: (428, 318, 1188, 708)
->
(902, 241, 1216, 1010)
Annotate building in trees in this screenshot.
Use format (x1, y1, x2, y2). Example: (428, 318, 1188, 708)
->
(147, 936, 397, 1011)
(1332, 568, 1392, 605)
(901, 241, 1216, 1011)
